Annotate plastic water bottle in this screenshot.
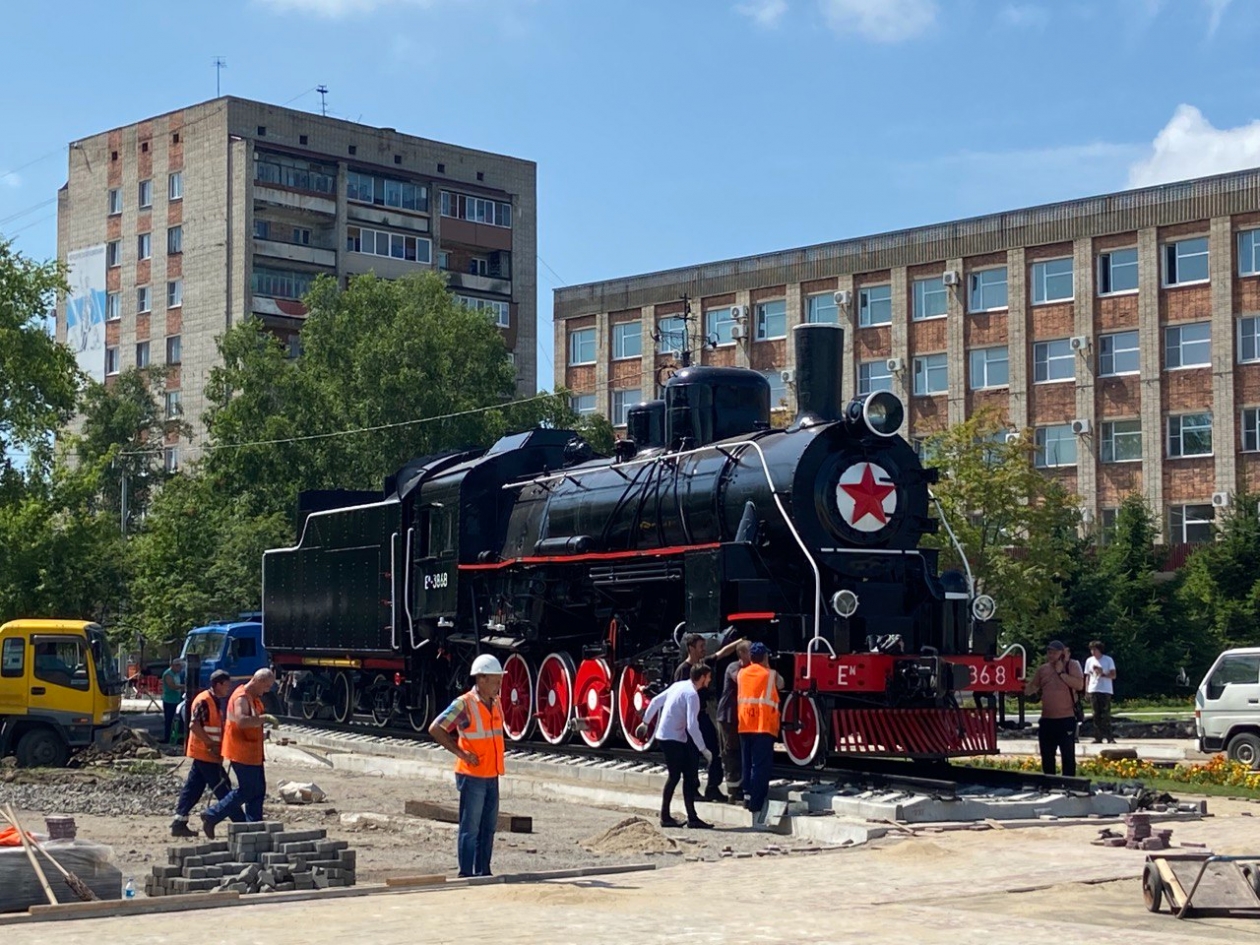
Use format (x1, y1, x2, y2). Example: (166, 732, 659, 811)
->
(124, 877, 135, 899)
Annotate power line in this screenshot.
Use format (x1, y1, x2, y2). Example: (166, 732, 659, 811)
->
(537, 254, 567, 287)
(0, 145, 69, 186)
(0, 197, 57, 228)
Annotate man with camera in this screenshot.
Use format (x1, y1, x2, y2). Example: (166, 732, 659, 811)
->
(1025, 640, 1085, 776)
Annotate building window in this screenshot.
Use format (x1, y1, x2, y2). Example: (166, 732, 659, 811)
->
(756, 299, 787, 340)
(165, 391, 182, 419)
(913, 353, 947, 395)
(292, 227, 311, 246)
(858, 360, 893, 395)
(656, 315, 687, 354)
(706, 306, 737, 346)
(168, 171, 183, 201)
(1239, 316, 1260, 363)
(455, 295, 510, 328)
(137, 286, 151, 314)
(807, 293, 838, 324)
(1031, 257, 1074, 304)
(469, 256, 489, 277)
(167, 279, 183, 308)
(1033, 338, 1075, 383)
(1097, 248, 1139, 295)
(345, 226, 431, 264)
(107, 241, 121, 268)
(136, 341, 150, 368)
(167, 225, 182, 255)
(438, 190, 510, 227)
(1242, 407, 1260, 452)
(252, 266, 317, 300)
(138, 233, 152, 260)
(913, 276, 948, 320)
(612, 321, 642, 360)
(1165, 321, 1211, 369)
(1100, 419, 1142, 463)
(164, 447, 180, 474)
(254, 220, 270, 240)
(106, 292, 121, 322)
(969, 267, 1008, 312)
(1240, 229, 1260, 277)
(858, 285, 892, 327)
(969, 346, 1009, 389)
(1098, 507, 1119, 545)
(348, 171, 427, 212)
(760, 370, 788, 409)
(1169, 504, 1215, 543)
(105, 347, 119, 376)
(254, 151, 337, 195)
(437, 251, 450, 270)
(1163, 237, 1209, 287)
(107, 188, 122, 215)
(611, 389, 640, 426)
(569, 327, 596, 365)
(1167, 413, 1213, 458)
(138, 179, 153, 209)
(166, 335, 182, 365)
(1098, 330, 1139, 376)
(1035, 424, 1077, 468)
(571, 394, 596, 416)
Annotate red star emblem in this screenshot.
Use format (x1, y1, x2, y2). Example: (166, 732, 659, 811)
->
(839, 463, 896, 527)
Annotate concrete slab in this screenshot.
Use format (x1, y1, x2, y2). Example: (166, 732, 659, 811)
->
(825, 787, 1133, 823)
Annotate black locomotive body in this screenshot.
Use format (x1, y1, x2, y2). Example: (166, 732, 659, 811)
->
(263, 323, 1025, 763)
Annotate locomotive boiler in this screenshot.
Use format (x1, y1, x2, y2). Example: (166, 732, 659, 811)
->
(262, 322, 1026, 765)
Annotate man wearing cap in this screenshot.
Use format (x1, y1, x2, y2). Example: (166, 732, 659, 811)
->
(1025, 640, 1085, 776)
(170, 669, 238, 837)
(738, 643, 782, 828)
(430, 654, 506, 877)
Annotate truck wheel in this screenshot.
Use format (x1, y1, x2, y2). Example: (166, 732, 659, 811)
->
(16, 729, 70, 768)
(1227, 732, 1260, 769)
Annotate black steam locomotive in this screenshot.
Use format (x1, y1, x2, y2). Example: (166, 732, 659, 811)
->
(263, 323, 1024, 764)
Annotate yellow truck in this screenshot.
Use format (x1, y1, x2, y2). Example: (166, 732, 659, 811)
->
(0, 619, 124, 767)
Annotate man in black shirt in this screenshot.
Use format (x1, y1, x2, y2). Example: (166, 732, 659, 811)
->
(717, 638, 752, 802)
(674, 632, 743, 801)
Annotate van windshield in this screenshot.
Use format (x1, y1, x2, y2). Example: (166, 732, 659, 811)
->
(183, 632, 226, 659)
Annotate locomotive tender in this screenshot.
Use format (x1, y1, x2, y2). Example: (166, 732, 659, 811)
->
(263, 323, 1026, 765)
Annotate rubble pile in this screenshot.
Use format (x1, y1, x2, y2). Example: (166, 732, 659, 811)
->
(1093, 813, 1175, 850)
(144, 822, 356, 897)
(69, 726, 164, 767)
(0, 766, 182, 817)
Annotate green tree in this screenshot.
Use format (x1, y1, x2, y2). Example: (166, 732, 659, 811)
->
(1179, 494, 1260, 653)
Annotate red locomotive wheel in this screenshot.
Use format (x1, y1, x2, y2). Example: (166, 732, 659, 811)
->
(574, 659, 615, 748)
(535, 652, 576, 745)
(501, 653, 534, 742)
(617, 664, 656, 752)
(782, 692, 824, 767)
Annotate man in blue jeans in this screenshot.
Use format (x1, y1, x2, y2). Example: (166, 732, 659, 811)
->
(161, 658, 185, 745)
(430, 654, 505, 877)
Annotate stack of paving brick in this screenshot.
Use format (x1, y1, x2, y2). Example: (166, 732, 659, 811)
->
(143, 822, 356, 897)
(1119, 813, 1174, 850)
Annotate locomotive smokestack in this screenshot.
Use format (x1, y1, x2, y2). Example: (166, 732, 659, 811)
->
(792, 323, 845, 425)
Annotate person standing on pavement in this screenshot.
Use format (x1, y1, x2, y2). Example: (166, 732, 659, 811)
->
(718, 639, 752, 803)
(160, 658, 185, 745)
(200, 668, 277, 837)
(1084, 640, 1118, 744)
(429, 654, 506, 878)
(674, 632, 743, 802)
(171, 670, 239, 837)
(738, 643, 782, 827)
(638, 664, 715, 830)
(1025, 641, 1085, 776)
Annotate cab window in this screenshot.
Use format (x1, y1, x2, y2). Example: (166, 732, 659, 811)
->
(234, 637, 257, 659)
(33, 638, 91, 691)
(1, 638, 23, 677)
(1206, 655, 1260, 700)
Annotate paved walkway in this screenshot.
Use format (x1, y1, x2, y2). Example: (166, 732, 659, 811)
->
(995, 737, 1207, 762)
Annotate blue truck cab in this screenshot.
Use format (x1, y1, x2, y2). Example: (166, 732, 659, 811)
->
(179, 614, 268, 690)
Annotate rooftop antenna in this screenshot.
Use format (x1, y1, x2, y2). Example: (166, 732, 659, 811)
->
(316, 85, 329, 116)
(213, 57, 227, 97)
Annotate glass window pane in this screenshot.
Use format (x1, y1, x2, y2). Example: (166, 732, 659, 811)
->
(914, 277, 948, 319)
(807, 294, 838, 324)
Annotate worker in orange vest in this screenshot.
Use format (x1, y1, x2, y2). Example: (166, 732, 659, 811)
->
(430, 654, 506, 877)
(171, 670, 238, 837)
(200, 668, 277, 837)
(737, 643, 782, 828)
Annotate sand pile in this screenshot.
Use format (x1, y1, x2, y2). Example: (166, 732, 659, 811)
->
(580, 817, 678, 855)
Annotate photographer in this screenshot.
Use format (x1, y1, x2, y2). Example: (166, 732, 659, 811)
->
(1025, 640, 1085, 776)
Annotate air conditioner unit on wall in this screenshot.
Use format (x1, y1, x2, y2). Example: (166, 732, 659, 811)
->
(834, 289, 852, 306)
(1069, 335, 1091, 352)
(730, 324, 746, 341)
(942, 270, 961, 287)
(886, 357, 904, 372)
(1212, 491, 1231, 508)
(730, 305, 749, 320)
(780, 369, 796, 384)
(1004, 431, 1021, 444)
(1071, 418, 1091, 435)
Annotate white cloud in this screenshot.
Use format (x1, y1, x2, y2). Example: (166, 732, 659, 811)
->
(255, 0, 440, 16)
(818, 0, 937, 42)
(999, 4, 1049, 29)
(736, 0, 788, 28)
(1128, 105, 1260, 188)
(1204, 0, 1233, 38)
(1, 173, 20, 189)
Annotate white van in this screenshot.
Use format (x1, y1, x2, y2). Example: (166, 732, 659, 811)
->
(1195, 647, 1260, 768)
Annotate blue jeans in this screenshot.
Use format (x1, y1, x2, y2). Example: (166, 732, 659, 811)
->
(740, 733, 775, 815)
(205, 762, 266, 825)
(163, 702, 179, 744)
(174, 759, 234, 818)
(456, 774, 499, 877)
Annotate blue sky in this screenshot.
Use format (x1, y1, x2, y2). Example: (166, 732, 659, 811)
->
(3, 0, 1260, 390)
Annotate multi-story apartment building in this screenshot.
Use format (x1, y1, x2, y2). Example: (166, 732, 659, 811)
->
(57, 96, 536, 469)
(554, 167, 1260, 544)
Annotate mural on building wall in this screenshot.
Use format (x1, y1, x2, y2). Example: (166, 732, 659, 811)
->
(65, 244, 106, 383)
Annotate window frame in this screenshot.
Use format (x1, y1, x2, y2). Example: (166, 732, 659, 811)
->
(106, 241, 121, 268)
(1097, 248, 1139, 296)
(968, 266, 1009, 313)
(610, 388, 641, 427)
(761, 370, 788, 409)
(1240, 229, 1260, 277)
(913, 276, 948, 321)
(107, 188, 122, 215)
(912, 352, 948, 396)
(136, 286, 151, 314)
(1163, 236, 1210, 288)
(1033, 338, 1075, 384)
(167, 225, 183, 255)
(1165, 321, 1212, 370)
(969, 345, 1009, 390)
(0, 637, 23, 678)
(611, 321, 642, 361)
(1167, 412, 1214, 458)
(806, 293, 838, 324)
(1098, 330, 1140, 377)
(1100, 418, 1142, 464)
(105, 346, 120, 376)
(570, 393, 596, 416)
(568, 327, 596, 366)
(166, 335, 182, 365)
(755, 299, 787, 340)
(167, 279, 183, 309)
(1239, 316, 1260, 364)
(1169, 503, 1215, 543)
(1241, 406, 1260, 452)
(857, 284, 892, 327)
(106, 292, 121, 322)
(135, 341, 150, 369)
(137, 232, 152, 261)
(858, 360, 894, 395)
(705, 306, 737, 347)
(1034, 423, 1078, 468)
(656, 315, 688, 354)
(138, 179, 153, 209)
(165, 390, 182, 420)
(168, 171, 183, 202)
(1030, 256, 1075, 305)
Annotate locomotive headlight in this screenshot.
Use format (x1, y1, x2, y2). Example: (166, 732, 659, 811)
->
(972, 594, 997, 621)
(831, 589, 860, 618)
(846, 392, 904, 438)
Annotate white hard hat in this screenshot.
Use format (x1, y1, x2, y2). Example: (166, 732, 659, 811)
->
(470, 654, 504, 676)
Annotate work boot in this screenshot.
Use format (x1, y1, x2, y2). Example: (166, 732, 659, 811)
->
(199, 814, 216, 839)
(170, 821, 198, 839)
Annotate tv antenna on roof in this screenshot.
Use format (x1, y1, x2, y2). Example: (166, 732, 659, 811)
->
(213, 57, 227, 97)
(317, 85, 329, 116)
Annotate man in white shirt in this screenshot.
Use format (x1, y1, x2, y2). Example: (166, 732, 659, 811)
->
(1084, 640, 1118, 744)
(637, 663, 714, 829)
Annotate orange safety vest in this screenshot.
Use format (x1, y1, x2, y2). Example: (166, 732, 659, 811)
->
(737, 663, 780, 737)
(186, 690, 225, 764)
(453, 691, 505, 779)
(221, 685, 266, 766)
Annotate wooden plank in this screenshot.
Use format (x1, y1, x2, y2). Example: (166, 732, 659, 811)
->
(27, 892, 240, 919)
(1155, 858, 1188, 907)
(403, 800, 532, 833)
(385, 874, 448, 888)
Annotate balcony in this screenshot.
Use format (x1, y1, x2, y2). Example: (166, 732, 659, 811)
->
(254, 239, 336, 268)
(445, 271, 511, 295)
